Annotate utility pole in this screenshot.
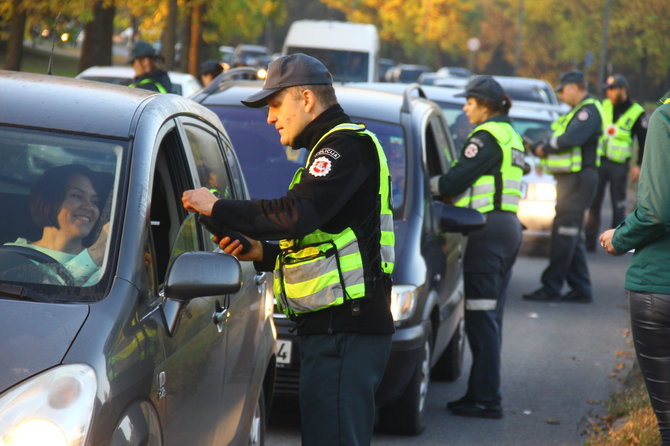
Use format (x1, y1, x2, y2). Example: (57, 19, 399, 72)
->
(514, 0, 524, 75)
(597, 0, 612, 97)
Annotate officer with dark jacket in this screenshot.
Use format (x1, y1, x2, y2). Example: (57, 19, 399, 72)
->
(431, 76, 524, 419)
(584, 74, 647, 251)
(524, 70, 603, 303)
(127, 41, 173, 94)
(182, 54, 394, 446)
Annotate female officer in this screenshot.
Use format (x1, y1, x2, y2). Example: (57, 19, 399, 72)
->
(430, 76, 524, 418)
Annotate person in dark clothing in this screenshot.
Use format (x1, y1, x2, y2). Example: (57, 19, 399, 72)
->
(584, 74, 647, 251)
(127, 41, 173, 94)
(198, 59, 223, 87)
(181, 53, 394, 446)
(430, 76, 524, 419)
(523, 70, 603, 304)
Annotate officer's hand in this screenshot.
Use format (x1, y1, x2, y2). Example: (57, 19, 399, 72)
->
(629, 165, 641, 183)
(182, 187, 218, 216)
(599, 229, 622, 256)
(214, 234, 263, 262)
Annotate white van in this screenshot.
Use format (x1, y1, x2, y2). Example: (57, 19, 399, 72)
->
(283, 20, 379, 82)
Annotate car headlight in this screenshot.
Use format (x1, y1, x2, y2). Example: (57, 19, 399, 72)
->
(390, 285, 419, 322)
(0, 364, 97, 446)
(525, 183, 556, 201)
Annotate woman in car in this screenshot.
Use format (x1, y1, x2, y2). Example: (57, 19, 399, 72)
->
(3, 164, 109, 286)
(430, 76, 525, 419)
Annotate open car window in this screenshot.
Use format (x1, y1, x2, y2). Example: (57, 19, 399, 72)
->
(0, 125, 125, 302)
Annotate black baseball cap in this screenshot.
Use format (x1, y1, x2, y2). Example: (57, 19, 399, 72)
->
(241, 53, 332, 108)
(455, 75, 505, 105)
(555, 70, 584, 92)
(199, 59, 224, 77)
(126, 41, 157, 64)
(603, 74, 629, 90)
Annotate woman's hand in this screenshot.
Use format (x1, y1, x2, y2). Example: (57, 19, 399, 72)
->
(213, 234, 263, 262)
(88, 222, 110, 266)
(599, 229, 622, 256)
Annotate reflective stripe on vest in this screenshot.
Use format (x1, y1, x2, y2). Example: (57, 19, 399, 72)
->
(540, 98, 604, 174)
(129, 78, 168, 93)
(273, 123, 395, 317)
(453, 121, 525, 213)
(598, 99, 645, 163)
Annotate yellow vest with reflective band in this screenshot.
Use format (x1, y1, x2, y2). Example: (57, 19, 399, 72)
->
(129, 78, 168, 93)
(540, 97, 604, 174)
(273, 123, 395, 317)
(598, 99, 645, 163)
(453, 121, 525, 214)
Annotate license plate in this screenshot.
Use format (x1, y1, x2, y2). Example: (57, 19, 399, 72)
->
(277, 339, 292, 365)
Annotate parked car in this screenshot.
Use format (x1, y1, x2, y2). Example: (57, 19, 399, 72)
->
(385, 64, 431, 83)
(0, 71, 275, 445)
(192, 80, 485, 435)
(76, 65, 202, 97)
(233, 44, 271, 68)
(492, 75, 566, 111)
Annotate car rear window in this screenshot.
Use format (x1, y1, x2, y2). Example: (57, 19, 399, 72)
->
(209, 106, 406, 211)
(0, 125, 125, 302)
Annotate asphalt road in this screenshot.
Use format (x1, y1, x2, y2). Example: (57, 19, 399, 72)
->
(266, 243, 634, 446)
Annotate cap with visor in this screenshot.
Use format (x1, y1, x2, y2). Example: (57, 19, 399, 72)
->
(602, 74, 629, 90)
(455, 75, 506, 105)
(555, 70, 584, 93)
(241, 53, 332, 108)
(126, 41, 157, 64)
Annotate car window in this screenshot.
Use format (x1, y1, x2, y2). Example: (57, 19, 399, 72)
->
(0, 125, 124, 300)
(435, 100, 473, 150)
(510, 116, 553, 147)
(286, 47, 369, 83)
(183, 124, 234, 199)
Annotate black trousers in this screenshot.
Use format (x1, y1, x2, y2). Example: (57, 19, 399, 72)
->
(541, 168, 598, 297)
(299, 332, 392, 446)
(585, 158, 629, 247)
(629, 291, 670, 446)
(462, 211, 522, 404)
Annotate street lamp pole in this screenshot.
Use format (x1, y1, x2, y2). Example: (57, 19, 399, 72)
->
(514, 0, 524, 75)
(597, 0, 612, 97)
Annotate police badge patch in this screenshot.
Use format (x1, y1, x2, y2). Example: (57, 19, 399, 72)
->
(464, 143, 479, 158)
(309, 157, 333, 177)
(577, 109, 590, 121)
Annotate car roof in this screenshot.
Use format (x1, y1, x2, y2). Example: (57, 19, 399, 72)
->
(0, 70, 219, 138)
(195, 80, 436, 125)
(76, 65, 198, 84)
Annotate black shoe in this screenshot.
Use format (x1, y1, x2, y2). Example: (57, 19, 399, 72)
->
(450, 401, 503, 419)
(523, 288, 559, 302)
(561, 289, 593, 303)
(446, 395, 473, 411)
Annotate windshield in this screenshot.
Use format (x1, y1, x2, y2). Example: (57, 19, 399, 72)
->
(287, 47, 369, 82)
(0, 126, 125, 302)
(210, 106, 406, 211)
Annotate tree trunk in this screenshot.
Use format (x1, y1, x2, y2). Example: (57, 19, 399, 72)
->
(179, 0, 192, 72)
(79, 0, 116, 72)
(188, 1, 203, 76)
(4, 0, 26, 71)
(161, 0, 179, 70)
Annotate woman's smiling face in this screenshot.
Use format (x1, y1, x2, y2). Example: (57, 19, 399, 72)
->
(56, 174, 100, 240)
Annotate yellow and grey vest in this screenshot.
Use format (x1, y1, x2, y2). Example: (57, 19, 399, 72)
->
(453, 121, 525, 214)
(598, 99, 645, 163)
(540, 97, 604, 174)
(129, 78, 168, 93)
(273, 123, 395, 317)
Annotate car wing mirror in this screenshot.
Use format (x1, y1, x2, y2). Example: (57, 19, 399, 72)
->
(164, 251, 241, 300)
(438, 203, 486, 234)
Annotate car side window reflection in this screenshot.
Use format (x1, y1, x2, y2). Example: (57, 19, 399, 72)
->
(184, 125, 233, 199)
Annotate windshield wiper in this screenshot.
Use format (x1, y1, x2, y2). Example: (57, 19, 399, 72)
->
(0, 283, 51, 302)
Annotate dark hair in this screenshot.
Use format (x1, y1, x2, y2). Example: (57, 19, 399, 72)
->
(30, 164, 104, 233)
(473, 94, 513, 116)
(291, 84, 338, 108)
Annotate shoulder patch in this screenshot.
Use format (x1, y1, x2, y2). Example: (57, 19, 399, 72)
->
(314, 147, 341, 159)
(469, 137, 485, 148)
(464, 143, 479, 158)
(308, 156, 333, 177)
(577, 109, 590, 121)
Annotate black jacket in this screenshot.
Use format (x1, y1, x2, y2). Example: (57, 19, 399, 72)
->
(211, 104, 395, 335)
(131, 70, 173, 94)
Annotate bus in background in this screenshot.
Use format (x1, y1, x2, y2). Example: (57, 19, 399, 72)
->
(283, 20, 379, 83)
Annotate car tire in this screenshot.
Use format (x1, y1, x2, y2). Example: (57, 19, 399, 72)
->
(432, 316, 465, 381)
(378, 325, 432, 435)
(248, 388, 266, 446)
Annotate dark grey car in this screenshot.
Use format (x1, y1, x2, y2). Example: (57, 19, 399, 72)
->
(0, 71, 275, 445)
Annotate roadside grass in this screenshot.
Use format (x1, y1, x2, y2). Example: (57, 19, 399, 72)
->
(1, 45, 79, 78)
(585, 352, 661, 446)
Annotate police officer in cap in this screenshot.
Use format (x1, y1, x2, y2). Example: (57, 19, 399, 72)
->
(127, 41, 173, 93)
(198, 59, 224, 87)
(523, 70, 603, 303)
(182, 53, 394, 446)
(584, 74, 647, 251)
(431, 75, 524, 418)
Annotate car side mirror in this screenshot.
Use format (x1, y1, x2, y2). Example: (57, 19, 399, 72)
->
(164, 251, 241, 300)
(438, 202, 486, 234)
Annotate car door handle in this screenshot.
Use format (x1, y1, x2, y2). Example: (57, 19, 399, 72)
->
(255, 272, 267, 293)
(212, 299, 229, 332)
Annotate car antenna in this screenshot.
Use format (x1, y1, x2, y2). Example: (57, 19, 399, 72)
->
(47, 10, 62, 75)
